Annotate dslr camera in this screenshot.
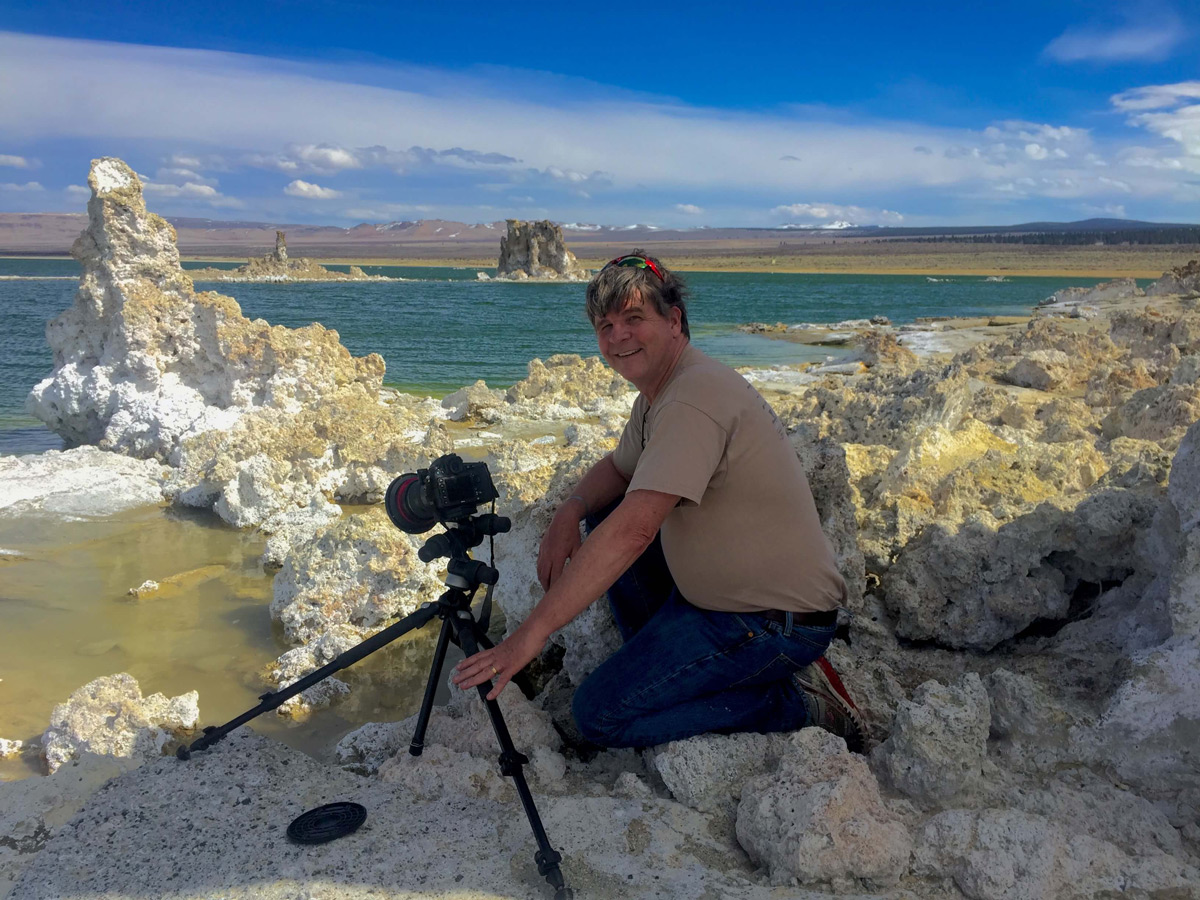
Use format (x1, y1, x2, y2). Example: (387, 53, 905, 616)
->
(385, 453, 498, 534)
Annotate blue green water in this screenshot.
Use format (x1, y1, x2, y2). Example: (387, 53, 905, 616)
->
(0, 257, 1121, 455)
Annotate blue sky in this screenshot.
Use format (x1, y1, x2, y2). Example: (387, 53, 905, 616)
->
(1, 1, 1198, 227)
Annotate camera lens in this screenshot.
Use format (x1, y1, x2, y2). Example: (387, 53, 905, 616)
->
(384, 474, 437, 534)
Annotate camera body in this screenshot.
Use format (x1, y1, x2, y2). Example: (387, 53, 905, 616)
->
(385, 453, 499, 534)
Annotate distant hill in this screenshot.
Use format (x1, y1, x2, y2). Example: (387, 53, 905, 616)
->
(1, 213, 1196, 258)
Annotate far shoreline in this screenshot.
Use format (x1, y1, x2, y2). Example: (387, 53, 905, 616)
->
(1, 253, 1179, 279)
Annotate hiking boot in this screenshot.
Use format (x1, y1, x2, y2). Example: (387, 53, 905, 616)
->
(794, 656, 867, 754)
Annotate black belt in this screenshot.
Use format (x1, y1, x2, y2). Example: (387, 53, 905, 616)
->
(757, 607, 838, 627)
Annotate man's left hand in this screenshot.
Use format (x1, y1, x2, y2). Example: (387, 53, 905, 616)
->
(452, 626, 548, 700)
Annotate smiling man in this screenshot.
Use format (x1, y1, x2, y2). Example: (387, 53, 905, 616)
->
(453, 251, 864, 752)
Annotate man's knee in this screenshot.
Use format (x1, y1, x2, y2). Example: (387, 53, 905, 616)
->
(571, 676, 630, 747)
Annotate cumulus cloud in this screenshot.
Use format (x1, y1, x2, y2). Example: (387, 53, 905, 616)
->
(66, 184, 90, 195)
(771, 202, 904, 225)
(1044, 19, 1186, 64)
(143, 180, 242, 207)
(284, 179, 343, 199)
(674, 204, 704, 215)
(1112, 82, 1200, 160)
(0, 154, 33, 168)
(0, 181, 43, 191)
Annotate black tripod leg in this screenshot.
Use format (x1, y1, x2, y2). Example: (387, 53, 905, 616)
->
(409, 614, 455, 757)
(452, 613, 572, 900)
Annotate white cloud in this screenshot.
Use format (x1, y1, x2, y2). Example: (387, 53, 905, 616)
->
(1025, 143, 1049, 160)
(674, 204, 704, 215)
(1, 32, 1198, 223)
(1112, 82, 1200, 159)
(66, 184, 90, 195)
(143, 180, 242, 207)
(1044, 19, 1185, 64)
(0, 154, 33, 168)
(0, 181, 43, 191)
(771, 202, 904, 225)
(284, 179, 343, 199)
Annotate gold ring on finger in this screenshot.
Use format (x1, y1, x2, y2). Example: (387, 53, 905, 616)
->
(491, 665, 499, 676)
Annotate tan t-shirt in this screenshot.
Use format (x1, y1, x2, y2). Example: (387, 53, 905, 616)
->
(611, 344, 846, 614)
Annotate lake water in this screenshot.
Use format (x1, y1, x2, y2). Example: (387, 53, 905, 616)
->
(0, 257, 1117, 454)
(0, 259, 1123, 779)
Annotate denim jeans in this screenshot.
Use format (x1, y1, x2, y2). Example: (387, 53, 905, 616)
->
(571, 504, 835, 748)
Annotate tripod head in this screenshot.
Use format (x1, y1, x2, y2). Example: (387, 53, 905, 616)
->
(417, 512, 510, 592)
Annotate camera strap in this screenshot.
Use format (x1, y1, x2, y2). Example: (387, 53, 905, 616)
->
(478, 582, 494, 633)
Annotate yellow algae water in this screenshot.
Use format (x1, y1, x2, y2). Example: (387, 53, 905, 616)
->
(0, 504, 453, 781)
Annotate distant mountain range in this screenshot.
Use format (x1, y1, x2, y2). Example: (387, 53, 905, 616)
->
(1, 213, 1195, 258)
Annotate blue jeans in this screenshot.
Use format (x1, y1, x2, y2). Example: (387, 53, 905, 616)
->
(571, 505, 835, 748)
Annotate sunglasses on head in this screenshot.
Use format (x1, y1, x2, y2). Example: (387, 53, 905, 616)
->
(603, 254, 665, 282)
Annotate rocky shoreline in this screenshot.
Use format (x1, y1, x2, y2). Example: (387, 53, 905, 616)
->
(2, 158, 1199, 899)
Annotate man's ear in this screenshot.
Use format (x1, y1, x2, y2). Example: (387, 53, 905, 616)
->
(669, 306, 682, 334)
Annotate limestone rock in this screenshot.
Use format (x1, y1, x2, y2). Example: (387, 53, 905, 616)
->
(984, 669, 1071, 744)
(0, 738, 24, 758)
(850, 329, 919, 375)
(495, 219, 588, 280)
(871, 673, 989, 804)
(28, 159, 384, 459)
(440, 379, 504, 422)
(1003, 349, 1072, 392)
(650, 732, 790, 813)
(1100, 382, 1200, 447)
(269, 507, 442, 645)
(913, 808, 1197, 900)
(504, 354, 634, 420)
(791, 435, 867, 605)
(40, 673, 199, 773)
(187, 231, 388, 282)
(0, 447, 165, 518)
(336, 685, 561, 777)
(23, 158, 442, 530)
(264, 625, 362, 717)
(1039, 277, 1143, 312)
(883, 488, 1160, 650)
(1, 752, 138, 898)
(1146, 258, 1200, 297)
(735, 728, 913, 888)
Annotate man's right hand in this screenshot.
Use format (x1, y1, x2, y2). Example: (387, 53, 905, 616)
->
(537, 505, 584, 589)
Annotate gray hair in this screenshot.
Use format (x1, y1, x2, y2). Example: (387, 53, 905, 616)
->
(585, 250, 690, 338)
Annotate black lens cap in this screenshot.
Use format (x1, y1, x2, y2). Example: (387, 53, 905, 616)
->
(286, 802, 367, 844)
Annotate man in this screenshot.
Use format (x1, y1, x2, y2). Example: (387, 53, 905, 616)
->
(453, 252, 864, 751)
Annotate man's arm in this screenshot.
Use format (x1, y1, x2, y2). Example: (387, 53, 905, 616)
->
(454, 487, 679, 699)
(537, 453, 631, 590)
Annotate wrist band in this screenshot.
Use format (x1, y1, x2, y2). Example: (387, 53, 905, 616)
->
(567, 494, 590, 517)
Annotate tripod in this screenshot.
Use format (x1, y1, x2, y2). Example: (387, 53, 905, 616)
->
(177, 512, 573, 899)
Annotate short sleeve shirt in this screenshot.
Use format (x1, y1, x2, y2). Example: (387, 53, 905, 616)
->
(611, 344, 846, 614)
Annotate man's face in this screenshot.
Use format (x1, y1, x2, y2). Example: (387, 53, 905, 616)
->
(594, 293, 683, 392)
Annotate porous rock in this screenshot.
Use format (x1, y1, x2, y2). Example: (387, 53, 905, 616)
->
(440, 378, 504, 422)
(650, 731, 790, 813)
(504, 353, 634, 420)
(735, 728, 912, 888)
(187, 231, 388, 282)
(883, 487, 1160, 650)
(495, 219, 588, 280)
(269, 507, 442, 646)
(1146, 259, 1200, 297)
(1, 752, 138, 898)
(871, 673, 990, 804)
(40, 673, 199, 773)
(28, 158, 384, 460)
(264, 625, 361, 717)
(24, 158, 450, 530)
(912, 808, 1197, 900)
(337, 684, 561, 776)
